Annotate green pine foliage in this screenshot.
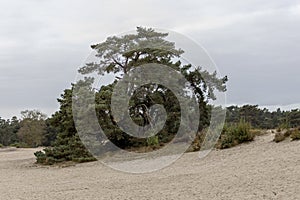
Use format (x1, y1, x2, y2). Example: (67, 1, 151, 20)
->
(35, 88, 96, 165)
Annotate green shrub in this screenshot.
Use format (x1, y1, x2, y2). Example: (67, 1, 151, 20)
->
(284, 129, 292, 137)
(217, 119, 254, 149)
(146, 136, 159, 146)
(35, 148, 97, 165)
(291, 128, 300, 141)
(34, 136, 97, 165)
(72, 157, 98, 163)
(0, 144, 4, 148)
(235, 120, 253, 143)
(273, 132, 286, 143)
(219, 132, 235, 149)
(34, 151, 47, 164)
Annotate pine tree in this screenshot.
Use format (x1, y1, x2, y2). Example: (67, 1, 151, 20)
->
(35, 27, 227, 164)
(35, 88, 96, 164)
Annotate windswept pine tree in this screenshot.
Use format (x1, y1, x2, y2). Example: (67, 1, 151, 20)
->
(35, 27, 227, 164)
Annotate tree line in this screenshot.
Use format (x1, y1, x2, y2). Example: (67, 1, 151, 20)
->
(0, 110, 57, 148)
(1, 105, 299, 148)
(226, 105, 300, 129)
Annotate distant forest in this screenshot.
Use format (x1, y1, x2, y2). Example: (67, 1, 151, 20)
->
(1, 105, 300, 148)
(225, 105, 300, 129)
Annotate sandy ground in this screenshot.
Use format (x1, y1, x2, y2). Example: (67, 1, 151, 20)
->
(0, 133, 300, 200)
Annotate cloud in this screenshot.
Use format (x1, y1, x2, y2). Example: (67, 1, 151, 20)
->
(184, 4, 300, 106)
(0, 0, 299, 118)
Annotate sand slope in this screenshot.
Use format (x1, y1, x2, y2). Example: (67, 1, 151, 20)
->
(0, 133, 299, 200)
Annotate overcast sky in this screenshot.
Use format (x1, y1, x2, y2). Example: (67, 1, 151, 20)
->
(0, 0, 299, 119)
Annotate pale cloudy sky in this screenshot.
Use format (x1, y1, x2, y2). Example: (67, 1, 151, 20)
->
(0, 0, 299, 119)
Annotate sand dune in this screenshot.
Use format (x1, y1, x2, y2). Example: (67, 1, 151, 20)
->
(0, 133, 299, 200)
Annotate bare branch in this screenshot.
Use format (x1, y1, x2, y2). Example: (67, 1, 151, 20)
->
(112, 57, 124, 69)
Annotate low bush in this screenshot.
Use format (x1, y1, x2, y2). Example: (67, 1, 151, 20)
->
(217, 119, 254, 149)
(284, 129, 293, 137)
(34, 136, 97, 165)
(34, 151, 47, 164)
(146, 136, 159, 147)
(273, 132, 286, 143)
(291, 128, 300, 141)
(273, 128, 300, 143)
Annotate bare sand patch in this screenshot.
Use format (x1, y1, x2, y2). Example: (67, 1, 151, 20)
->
(0, 133, 299, 200)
